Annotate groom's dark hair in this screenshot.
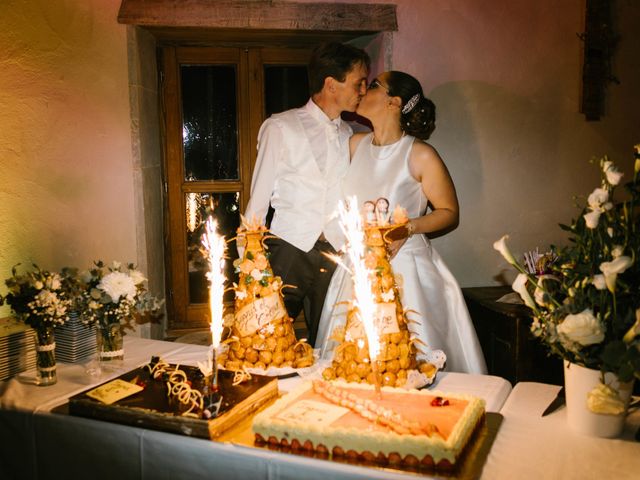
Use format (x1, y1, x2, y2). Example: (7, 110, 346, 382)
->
(307, 42, 370, 95)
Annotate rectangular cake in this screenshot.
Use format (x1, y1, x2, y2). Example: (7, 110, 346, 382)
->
(252, 379, 485, 471)
(69, 362, 278, 440)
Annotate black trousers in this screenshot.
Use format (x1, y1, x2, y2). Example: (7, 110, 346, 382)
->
(264, 236, 338, 347)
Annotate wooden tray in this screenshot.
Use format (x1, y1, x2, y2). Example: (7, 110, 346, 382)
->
(67, 363, 278, 439)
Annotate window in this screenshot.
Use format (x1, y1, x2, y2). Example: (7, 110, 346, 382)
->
(161, 46, 311, 333)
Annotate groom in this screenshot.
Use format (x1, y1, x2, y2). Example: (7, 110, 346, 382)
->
(244, 42, 370, 346)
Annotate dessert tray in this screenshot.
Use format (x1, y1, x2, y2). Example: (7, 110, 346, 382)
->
(62, 361, 500, 479)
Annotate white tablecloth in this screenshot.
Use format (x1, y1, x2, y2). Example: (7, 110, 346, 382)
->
(0, 337, 512, 479)
(481, 382, 640, 480)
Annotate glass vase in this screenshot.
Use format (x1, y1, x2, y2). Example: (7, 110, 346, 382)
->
(96, 322, 124, 368)
(35, 326, 57, 386)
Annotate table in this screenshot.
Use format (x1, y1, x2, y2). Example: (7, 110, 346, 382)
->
(481, 382, 640, 479)
(0, 337, 511, 480)
(3, 339, 638, 479)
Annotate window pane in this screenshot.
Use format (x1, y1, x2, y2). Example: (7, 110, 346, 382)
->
(186, 191, 240, 304)
(264, 65, 309, 116)
(181, 65, 238, 181)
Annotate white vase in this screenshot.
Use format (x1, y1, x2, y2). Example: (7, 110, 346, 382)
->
(563, 360, 634, 438)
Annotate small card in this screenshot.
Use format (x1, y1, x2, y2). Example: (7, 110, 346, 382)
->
(86, 379, 144, 405)
(275, 400, 349, 426)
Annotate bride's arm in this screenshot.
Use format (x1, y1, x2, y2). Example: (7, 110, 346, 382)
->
(407, 140, 459, 237)
(388, 141, 458, 257)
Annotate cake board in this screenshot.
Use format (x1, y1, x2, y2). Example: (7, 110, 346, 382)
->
(217, 410, 503, 479)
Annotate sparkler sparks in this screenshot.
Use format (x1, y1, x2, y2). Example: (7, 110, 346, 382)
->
(202, 216, 227, 351)
(336, 197, 380, 363)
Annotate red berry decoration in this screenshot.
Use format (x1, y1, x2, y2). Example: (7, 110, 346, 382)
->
(430, 396, 450, 407)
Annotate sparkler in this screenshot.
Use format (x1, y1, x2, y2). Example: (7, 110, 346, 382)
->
(201, 216, 227, 394)
(336, 197, 382, 395)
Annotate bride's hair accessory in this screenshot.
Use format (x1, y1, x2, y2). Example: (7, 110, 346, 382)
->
(401, 93, 420, 114)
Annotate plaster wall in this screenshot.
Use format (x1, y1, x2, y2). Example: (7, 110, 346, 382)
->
(1, 0, 639, 323)
(0, 0, 136, 317)
(301, 0, 640, 285)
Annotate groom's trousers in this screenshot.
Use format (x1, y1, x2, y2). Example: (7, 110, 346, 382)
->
(264, 236, 337, 347)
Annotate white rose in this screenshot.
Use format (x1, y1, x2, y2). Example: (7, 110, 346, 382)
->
(493, 235, 517, 266)
(587, 383, 625, 415)
(587, 187, 609, 209)
(603, 160, 623, 186)
(557, 309, 605, 346)
(583, 210, 601, 229)
(599, 256, 633, 292)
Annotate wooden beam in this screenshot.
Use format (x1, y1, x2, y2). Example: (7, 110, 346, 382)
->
(118, 1, 397, 32)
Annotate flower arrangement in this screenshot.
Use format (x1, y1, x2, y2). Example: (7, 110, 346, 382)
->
(73, 261, 164, 331)
(494, 146, 640, 410)
(0, 264, 72, 331)
(0, 264, 73, 384)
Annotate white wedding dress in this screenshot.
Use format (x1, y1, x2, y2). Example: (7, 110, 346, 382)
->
(316, 133, 487, 374)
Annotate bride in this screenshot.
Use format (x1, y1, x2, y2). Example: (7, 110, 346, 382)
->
(316, 71, 487, 374)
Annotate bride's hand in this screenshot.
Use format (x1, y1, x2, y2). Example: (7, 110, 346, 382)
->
(388, 238, 407, 259)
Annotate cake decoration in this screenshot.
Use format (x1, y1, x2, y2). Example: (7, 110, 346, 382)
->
(252, 379, 486, 471)
(218, 216, 314, 373)
(85, 379, 143, 405)
(311, 380, 441, 437)
(322, 198, 444, 388)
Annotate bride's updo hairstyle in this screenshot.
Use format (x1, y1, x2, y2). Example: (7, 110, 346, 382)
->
(386, 71, 436, 140)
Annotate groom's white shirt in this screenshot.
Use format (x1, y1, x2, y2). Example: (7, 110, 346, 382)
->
(245, 99, 351, 252)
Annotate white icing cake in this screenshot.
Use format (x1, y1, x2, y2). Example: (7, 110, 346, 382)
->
(252, 380, 486, 470)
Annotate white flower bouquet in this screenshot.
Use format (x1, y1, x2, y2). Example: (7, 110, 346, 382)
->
(494, 147, 640, 389)
(1, 264, 73, 383)
(73, 261, 164, 332)
(0, 264, 72, 330)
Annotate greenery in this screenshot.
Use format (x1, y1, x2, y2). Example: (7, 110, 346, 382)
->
(495, 147, 640, 384)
